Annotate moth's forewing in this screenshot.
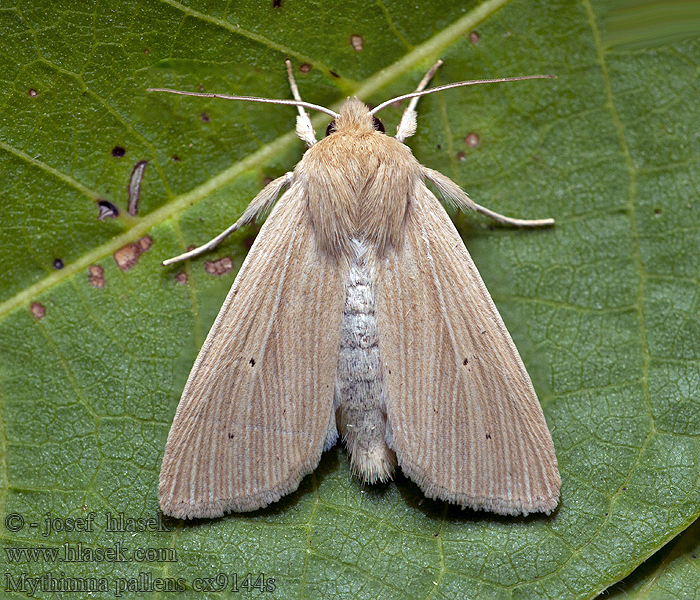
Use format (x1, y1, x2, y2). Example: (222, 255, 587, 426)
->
(378, 184, 560, 515)
(160, 187, 345, 518)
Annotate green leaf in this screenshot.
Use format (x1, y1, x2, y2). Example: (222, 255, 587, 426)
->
(1, 0, 699, 599)
(602, 518, 700, 599)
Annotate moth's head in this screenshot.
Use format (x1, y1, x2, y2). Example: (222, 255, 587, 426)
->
(325, 97, 385, 137)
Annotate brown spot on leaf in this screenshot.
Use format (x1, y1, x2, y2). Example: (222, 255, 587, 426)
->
(200, 113, 210, 123)
(97, 199, 119, 220)
(88, 265, 106, 288)
(53, 258, 64, 269)
(350, 34, 364, 52)
(457, 151, 466, 161)
(28, 88, 38, 97)
(273, 0, 282, 6)
(112, 146, 126, 158)
(172, 155, 181, 162)
(464, 133, 480, 147)
(329, 70, 340, 79)
(127, 161, 148, 216)
(30, 302, 45, 319)
(300, 63, 311, 73)
(175, 272, 188, 285)
(205, 257, 234, 276)
(113, 236, 152, 271)
(469, 31, 480, 44)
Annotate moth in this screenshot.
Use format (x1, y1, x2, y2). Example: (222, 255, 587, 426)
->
(150, 60, 560, 519)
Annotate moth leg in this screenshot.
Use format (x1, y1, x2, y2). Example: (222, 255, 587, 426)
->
(162, 172, 294, 266)
(285, 59, 317, 147)
(422, 167, 555, 227)
(471, 202, 555, 227)
(396, 59, 444, 143)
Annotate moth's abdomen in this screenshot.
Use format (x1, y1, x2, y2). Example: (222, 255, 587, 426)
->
(335, 240, 396, 483)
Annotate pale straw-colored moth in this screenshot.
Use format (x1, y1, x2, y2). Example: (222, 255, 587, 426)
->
(149, 60, 560, 519)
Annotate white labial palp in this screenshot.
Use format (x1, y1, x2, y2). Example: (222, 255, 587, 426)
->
(335, 239, 396, 483)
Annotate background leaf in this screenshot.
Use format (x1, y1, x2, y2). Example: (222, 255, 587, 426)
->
(1, 0, 699, 599)
(604, 519, 700, 599)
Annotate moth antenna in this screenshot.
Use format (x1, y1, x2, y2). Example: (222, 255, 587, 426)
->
(146, 88, 339, 119)
(285, 59, 317, 146)
(371, 74, 556, 116)
(396, 59, 444, 142)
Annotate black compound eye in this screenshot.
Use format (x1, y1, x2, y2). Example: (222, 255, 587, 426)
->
(325, 116, 384, 136)
(372, 116, 385, 133)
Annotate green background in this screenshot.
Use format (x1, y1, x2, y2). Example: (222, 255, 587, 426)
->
(1, 0, 699, 598)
